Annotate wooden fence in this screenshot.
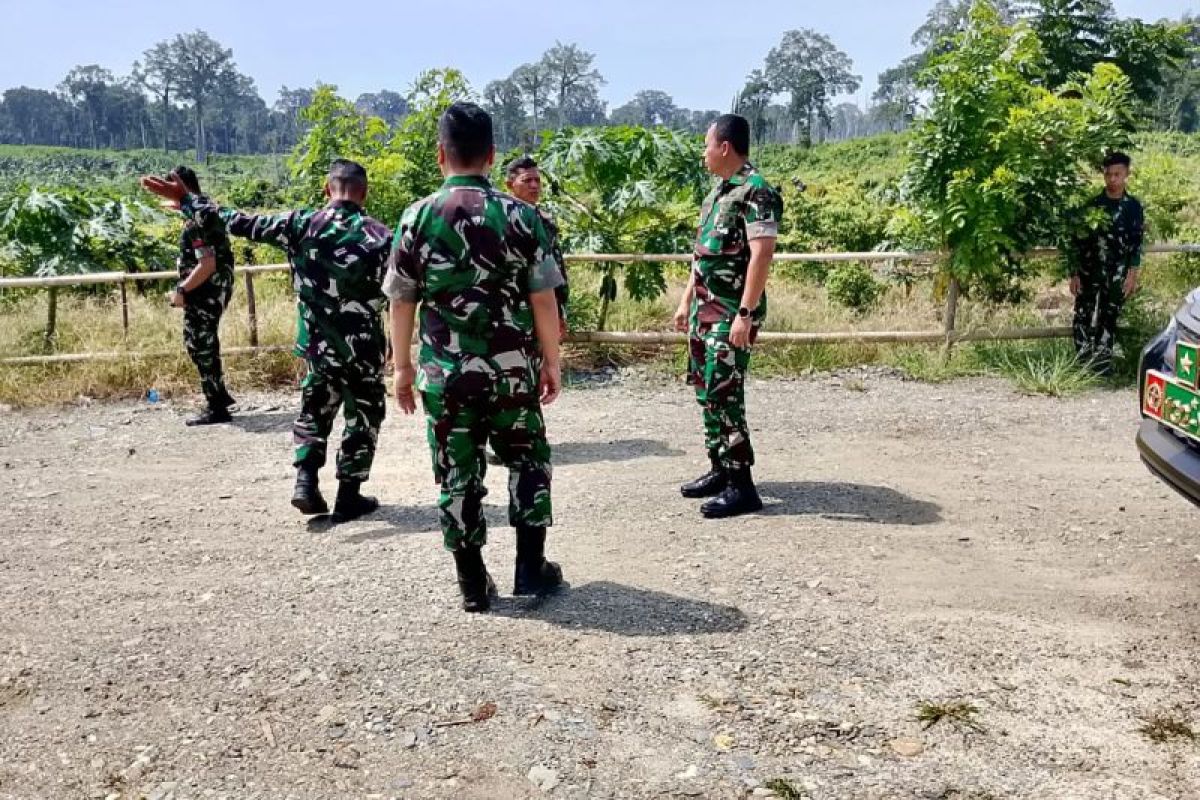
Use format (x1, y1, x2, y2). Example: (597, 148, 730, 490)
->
(2, 245, 1198, 366)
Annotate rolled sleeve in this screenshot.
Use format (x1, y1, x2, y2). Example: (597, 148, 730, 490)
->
(383, 213, 423, 302)
(743, 184, 783, 241)
(530, 255, 565, 293)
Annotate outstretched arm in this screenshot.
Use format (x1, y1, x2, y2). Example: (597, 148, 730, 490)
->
(141, 174, 300, 249)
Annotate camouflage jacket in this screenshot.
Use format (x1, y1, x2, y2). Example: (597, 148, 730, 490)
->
(691, 161, 783, 328)
(382, 175, 564, 398)
(1076, 192, 1144, 273)
(179, 195, 392, 370)
(176, 195, 235, 299)
(537, 207, 569, 319)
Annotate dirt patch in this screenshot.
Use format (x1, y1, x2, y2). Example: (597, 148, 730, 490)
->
(1, 371, 1198, 799)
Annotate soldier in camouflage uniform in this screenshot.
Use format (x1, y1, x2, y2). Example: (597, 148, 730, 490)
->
(142, 160, 390, 523)
(674, 114, 783, 519)
(506, 155, 568, 334)
(166, 167, 237, 426)
(386, 103, 565, 613)
(1069, 151, 1145, 376)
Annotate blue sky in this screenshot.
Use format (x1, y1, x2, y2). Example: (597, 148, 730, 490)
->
(0, 0, 1194, 110)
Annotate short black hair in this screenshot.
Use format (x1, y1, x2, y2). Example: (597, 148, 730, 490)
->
(506, 155, 539, 180)
(328, 158, 368, 193)
(171, 165, 201, 194)
(711, 114, 751, 158)
(1103, 151, 1132, 169)
(439, 102, 494, 166)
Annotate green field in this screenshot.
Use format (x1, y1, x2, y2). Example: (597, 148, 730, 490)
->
(4, 132, 1200, 405)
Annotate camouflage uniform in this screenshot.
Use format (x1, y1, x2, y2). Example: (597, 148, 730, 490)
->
(179, 195, 391, 481)
(384, 175, 564, 550)
(688, 162, 783, 470)
(538, 208, 569, 322)
(1071, 192, 1145, 365)
(177, 205, 236, 409)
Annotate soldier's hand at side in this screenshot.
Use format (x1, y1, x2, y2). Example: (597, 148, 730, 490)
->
(168, 291, 186, 309)
(1068, 275, 1081, 297)
(539, 360, 561, 406)
(729, 315, 752, 349)
(140, 174, 188, 202)
(558, 317, 568, 342)
(672, 303, 689, 332)
(394, 364, 417, 414)
(1123, 271, 1139, 298)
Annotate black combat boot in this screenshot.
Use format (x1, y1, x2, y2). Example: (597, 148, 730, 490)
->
(185, 406, 232, 426)
(331, 479, 379, 523)
(453, 545, 496, 612)
(513, 525, 563, 596)
(291, 466, 329, 515)
(680, 452, 727, 498)
(700, 466, 763, 519)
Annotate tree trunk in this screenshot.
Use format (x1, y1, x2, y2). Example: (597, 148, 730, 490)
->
(161, 89, 170, 152)
(194, 98, 206, 164)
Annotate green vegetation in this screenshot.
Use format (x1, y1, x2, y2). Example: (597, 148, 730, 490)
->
(5, 1, 1200, 405)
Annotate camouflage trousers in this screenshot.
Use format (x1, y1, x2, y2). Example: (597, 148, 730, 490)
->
(293, 360, 386, 482)
(688, 325, 756, 470)
(421, 372, 553, 551)
(1072, 263, 1128, 368)
(183, 288, 233, 409)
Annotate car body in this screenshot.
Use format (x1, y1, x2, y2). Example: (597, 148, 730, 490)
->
(1136, 287, 1200, 506)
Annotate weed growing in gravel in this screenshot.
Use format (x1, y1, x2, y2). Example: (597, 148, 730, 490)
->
(1138, 713, 1196, 743)
(764, 778, 805, 799)
(917, 700, 985, 732)
(974, 340, 1100, 397)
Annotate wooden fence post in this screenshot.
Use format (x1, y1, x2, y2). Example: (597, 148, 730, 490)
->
(942, 277, 961, 358)
(44, 287, 58, 352)
(244, 271, 259, 348)
(120, 279, 130, 340)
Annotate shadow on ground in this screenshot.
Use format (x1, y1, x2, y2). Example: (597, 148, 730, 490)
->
(755, 481, 942, 525)
(306, 504, 440, 541)
(492, 580, 748, 636)
(553, 438, 685, 466)
(228, 408, 293, 434)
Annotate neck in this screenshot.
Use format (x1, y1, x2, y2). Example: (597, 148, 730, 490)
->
(1105, 188, 1125, 199)
(328, 194, 363, 205)
(443, 165, 490, 178)
(716, 158, 748, 181)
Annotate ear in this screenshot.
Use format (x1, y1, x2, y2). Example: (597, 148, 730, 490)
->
(323, 181, 331, 198)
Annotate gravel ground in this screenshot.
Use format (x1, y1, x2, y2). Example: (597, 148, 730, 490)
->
(1, 369, 1198, 800)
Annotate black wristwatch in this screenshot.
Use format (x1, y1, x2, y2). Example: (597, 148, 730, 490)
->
(737, 306, 751, 319)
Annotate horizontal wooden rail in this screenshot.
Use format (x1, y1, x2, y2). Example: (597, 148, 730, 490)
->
(2, 243, 1197, 290)
(0, 327, 1072, 366)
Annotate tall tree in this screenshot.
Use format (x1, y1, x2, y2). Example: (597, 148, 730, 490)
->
(538, 42, 605, 129)
(873, 55, 923, 131)
(734, 70, 775, 143)
(169, 30, 235, 162)
(611, 90, 678, 127)
(58, 65, 114, 149)
(131, 41, 176, 152)
(355, 90, 409, 126)
(763, 29, 861, 147)
(275, 85, 316, 147)
(510, 62, 552, 134)
(0, 88, 73, 145)
(483, 78, 527, 149)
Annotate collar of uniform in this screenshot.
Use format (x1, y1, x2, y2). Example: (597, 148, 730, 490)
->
(443, 175, 492, 189)
(724, 161, 756, 188)
(327, 199, 363, 212)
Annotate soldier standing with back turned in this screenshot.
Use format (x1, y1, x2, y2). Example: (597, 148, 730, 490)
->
(142, 160, 391, 523)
